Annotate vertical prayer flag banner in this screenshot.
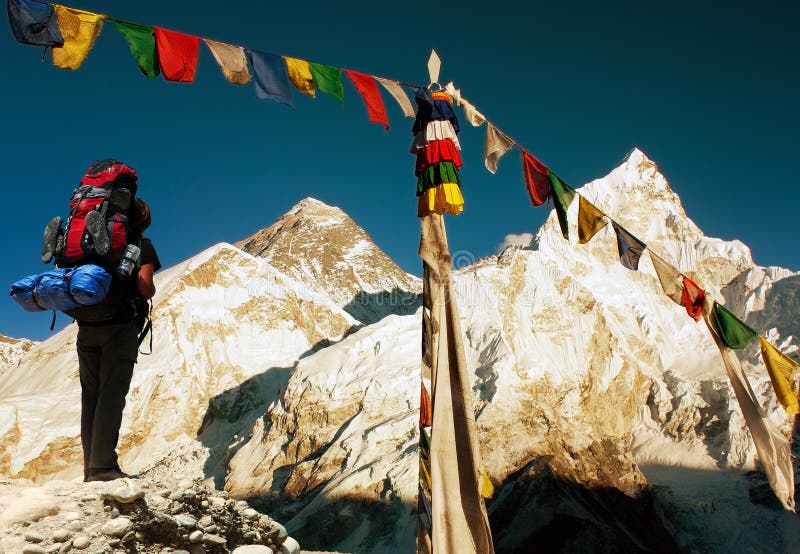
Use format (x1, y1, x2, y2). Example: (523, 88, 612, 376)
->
(110, 20, 158, 78)
(245, 50, 293, 107)
(484, 124, 514, 174)
(284, 56, 316, 97)
(710, 302, 757, 349)
(308, 62, 344, 102)
(7, 0, 64, 46)
(419, 214, 495, 554)
(375, 77, 415, 118)
(521, 151, 551, 206)
(204, 39, 250, 85)
(153, 27, 200, 82)
(759, 337, 800, 414)
(51, 5, 104, 70)
(549, 172, 575, 239)
(612, 222, 646, 270)
(702, 297, 795, 511)
(577, 195, 607, 244)
(345, 70, 389, 129)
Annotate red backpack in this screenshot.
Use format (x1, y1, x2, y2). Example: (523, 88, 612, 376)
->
(56, 159, 138, 269)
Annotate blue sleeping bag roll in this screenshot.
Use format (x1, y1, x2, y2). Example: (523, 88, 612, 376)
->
(70, 265, 113, 305)
(9, 265, 112, 312)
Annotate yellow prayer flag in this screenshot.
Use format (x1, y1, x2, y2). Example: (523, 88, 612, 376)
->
(479, 468, 494, 499)
(284, 57, 315, 97)
(420, 457, 432, 489)
(577, 195, 607, 244)
(52, 5, 104, 70)
(760, 337, 800, 415)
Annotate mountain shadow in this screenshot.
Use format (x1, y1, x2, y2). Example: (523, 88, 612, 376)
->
(196, 364, 294, 488)
(343, 287, 421, 325)
(488, 457, 681, 554)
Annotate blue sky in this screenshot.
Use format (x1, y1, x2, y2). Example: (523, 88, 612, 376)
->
(2, 0, 798, 341)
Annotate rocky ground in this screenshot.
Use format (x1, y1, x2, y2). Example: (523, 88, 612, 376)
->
(0, 475, 301, 554)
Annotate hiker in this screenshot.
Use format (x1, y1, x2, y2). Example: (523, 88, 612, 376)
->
(78, 197, 161, 482)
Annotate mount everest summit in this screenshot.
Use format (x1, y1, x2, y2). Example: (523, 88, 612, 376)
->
(1, 148, 799, 553)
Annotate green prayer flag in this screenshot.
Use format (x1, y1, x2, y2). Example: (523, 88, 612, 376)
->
(549, 171, 575, 239)
(308, 62, 343, 102)
(711, 302, 757, 349)
(111, 20, 159, 78)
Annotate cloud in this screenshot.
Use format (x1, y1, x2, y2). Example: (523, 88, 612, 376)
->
(497, 233, 534, 253)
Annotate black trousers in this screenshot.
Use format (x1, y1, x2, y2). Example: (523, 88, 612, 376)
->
(76, 321, 139, 471)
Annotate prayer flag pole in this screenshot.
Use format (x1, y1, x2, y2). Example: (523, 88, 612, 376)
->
(415, 51, 494, 554)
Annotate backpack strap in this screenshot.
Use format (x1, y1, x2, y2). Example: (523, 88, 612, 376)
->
(137, 299, 153, 354)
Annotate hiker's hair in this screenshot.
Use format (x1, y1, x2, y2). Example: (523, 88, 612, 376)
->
(131, 198, 151, 233)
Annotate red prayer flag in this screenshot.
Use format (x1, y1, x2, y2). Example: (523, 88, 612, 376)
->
(153, 27, 200, 82)
(344, 70, 389, 129)
(420, 382, 432, 428)
(522, 150, 552, 206)
(681, 276, 706, 320)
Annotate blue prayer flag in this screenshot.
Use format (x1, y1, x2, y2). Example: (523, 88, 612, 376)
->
(6, 0, 64, 47)
(612, 222, 646, 270)
(245, 49, 293, 108)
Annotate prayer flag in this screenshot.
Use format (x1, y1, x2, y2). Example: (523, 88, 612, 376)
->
(484, 124, 514, 174)
(649, 251, 683, 305)
(420, 383, 432, 428)
(308, 62, 344, 102)
(479, 468, 494, 499)
(681, 276, 705, 321)
(284, 56, 315, 96)
(204, 39, 250, 85)
(375, 77, 415, 118)
(110, 20, 158, 78)
(444, 82, 486, 127)
(612, 222, 646, 270)
(245, 50, 293, 107)
(7, 0, 63, 46)
(521, 151, 551, 206)
(345, 70, 389, 129)
(759, 337, 800, 415)
(51, 5, 104, 70)
(419, 214, 495, 553)
(153, 27, 200, 82)
(577, 195, 607, 244)
(711, 302, 756, 349)
(549, 172, 575, 239)
(702, 297, 795, 511)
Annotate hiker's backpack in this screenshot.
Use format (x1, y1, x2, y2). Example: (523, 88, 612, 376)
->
(52, 159, 141, 323)
(57, 159, 138, 269)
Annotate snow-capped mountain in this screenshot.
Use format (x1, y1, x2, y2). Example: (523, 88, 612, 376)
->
(1, 149, 798, 553)
(235, 197, 421, 325)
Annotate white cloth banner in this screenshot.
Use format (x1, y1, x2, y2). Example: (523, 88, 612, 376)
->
(484, 124, 515, 174)
(445, 82, 487, 127)
(375, 77, 415, 118)
(203, 39, 251, 85)
(419, 214, 495, 554)
(409, 120, 462, 153)
(701, 296, 795, 511)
